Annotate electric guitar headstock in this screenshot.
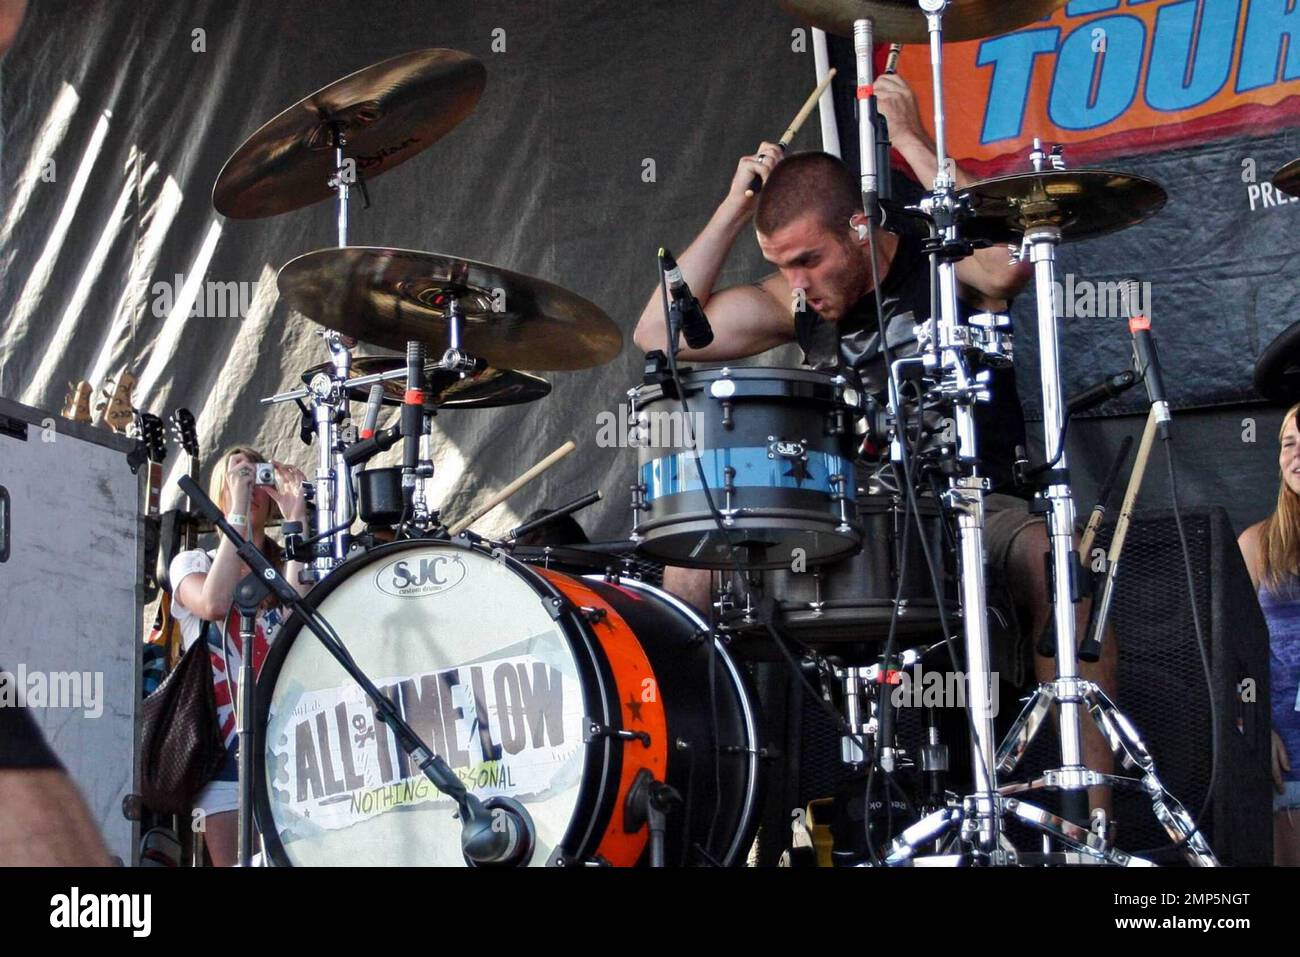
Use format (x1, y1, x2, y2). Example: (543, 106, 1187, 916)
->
(62, 381, 92, 422)
(96, 371, 138, 434)
(168, 408, 201, 550)
(132, 410, 167, 601)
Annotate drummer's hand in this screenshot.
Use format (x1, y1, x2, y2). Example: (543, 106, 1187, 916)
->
(268, 461, 309, 523)
(873, 73, 926, 149)
(726, 141, 785, 212)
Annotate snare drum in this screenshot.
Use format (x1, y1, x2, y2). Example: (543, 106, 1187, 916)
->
(254, 540, 761, 866)
(630, 367, 864, 569)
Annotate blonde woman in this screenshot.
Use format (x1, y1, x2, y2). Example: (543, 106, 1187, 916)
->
(1238, 404, 1300, 866)
(168, 447, 310, 866)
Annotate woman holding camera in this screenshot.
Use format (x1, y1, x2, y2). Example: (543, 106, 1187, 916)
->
(168, 446, 310, 866)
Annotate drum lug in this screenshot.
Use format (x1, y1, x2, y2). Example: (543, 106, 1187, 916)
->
(629, 482, 649, 540)
(545, 596, 565, 620)
(722, 466, 736, 524)
(830, 473, 852, 533)
(584, 719, 651, 749)
(721, 399, 734, 430)
(579, 605, 607, 624)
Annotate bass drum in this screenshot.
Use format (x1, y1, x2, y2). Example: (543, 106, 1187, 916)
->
(253, 540, 762, 867)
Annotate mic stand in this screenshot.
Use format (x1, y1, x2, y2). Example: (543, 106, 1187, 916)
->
(179, 475, 534, 867)
(234, 572, 270, 867)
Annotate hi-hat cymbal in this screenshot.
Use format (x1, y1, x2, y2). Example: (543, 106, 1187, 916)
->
(777, 0, 1068, 43)
(958, 169, 1168, 244)
(278, 247, 622, 371)
(213, 49, 485, 219)
(301, 356, 551, 411)
(1275, 159, 1300, 199)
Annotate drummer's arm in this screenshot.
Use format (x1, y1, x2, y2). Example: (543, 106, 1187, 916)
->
(634, 142, 797, 361)
(874, 74, 1033, 304)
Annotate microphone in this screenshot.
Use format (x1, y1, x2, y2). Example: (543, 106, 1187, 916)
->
(342, 424, 401, 466)
(1066, 369, 1139, 416)
(855, 18, 879, 223)
(402, 342, 425, 498)
(507, 489, 602, 541)
(660, 249, 713, 350)
(460, 796, 534, 866)
(1129, 315, 1171, 439)
(360, 384, 384, 439)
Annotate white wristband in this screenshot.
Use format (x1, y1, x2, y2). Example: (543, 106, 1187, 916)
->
(227, 512, 249, 527)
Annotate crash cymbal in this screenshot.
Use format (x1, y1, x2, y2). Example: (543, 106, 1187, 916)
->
(1274, 159, 1300, 199)
(213, 49, 485, 219)
(278, 247, 622, 371)
(301, 355, 551, 410)
(958, 169, 1167, 244)
(777, 0, 1068, 43)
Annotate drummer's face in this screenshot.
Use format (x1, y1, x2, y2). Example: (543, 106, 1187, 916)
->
(757, 213, 866, 322)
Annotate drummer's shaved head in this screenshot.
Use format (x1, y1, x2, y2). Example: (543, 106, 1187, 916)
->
(755, 151, 860, 239)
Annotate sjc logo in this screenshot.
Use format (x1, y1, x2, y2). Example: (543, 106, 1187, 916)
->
(376, 555, 467, 598)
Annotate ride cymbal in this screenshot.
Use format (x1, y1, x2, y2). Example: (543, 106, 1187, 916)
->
(959, 169, 1168, 244)
(213, 49, 485, 219)
(278, 247, 622, 371)
(776, 0, 1068, 43)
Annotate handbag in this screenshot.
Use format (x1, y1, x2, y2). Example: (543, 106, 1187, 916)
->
(139, 623, 226, 815)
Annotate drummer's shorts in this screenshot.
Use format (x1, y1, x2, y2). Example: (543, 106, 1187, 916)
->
(982, 493, 1046, 691)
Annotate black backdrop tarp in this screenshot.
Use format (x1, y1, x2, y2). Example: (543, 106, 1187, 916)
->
(1, 0, 1297, 540)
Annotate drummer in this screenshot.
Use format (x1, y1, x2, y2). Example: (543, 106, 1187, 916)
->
(632, 73, 1116, 814)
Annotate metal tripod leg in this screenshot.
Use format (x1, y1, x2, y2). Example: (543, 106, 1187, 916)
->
(1085, 687, 1219, 866)
(996, 683, 1058, 775)
(1005, 798, 1152, 866)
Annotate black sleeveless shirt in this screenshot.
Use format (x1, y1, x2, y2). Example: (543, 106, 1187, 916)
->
(793, 221, 1027, 493)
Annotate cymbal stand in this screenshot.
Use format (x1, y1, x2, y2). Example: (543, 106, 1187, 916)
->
(871, 0, 1003, 862)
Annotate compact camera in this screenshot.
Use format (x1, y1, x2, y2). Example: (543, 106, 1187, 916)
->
(254, 462, 276, 487)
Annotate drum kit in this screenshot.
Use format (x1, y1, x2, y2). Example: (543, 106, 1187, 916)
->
(191, 0, 1291, 867)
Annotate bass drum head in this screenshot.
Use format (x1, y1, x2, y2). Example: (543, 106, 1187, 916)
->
(254, 541, 606, 867)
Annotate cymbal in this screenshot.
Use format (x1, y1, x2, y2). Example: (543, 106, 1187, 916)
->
(278, 247, 622, 371)
(777, 0, 1068, 43)
(1274, 159, 1300, 199)
(958, 169, 1168, 244)
(213, 49, 485, 219)
(301, 356, 551, 411)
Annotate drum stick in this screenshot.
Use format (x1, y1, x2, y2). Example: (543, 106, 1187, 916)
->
(448, 439, 577, 535)
(1076, 408, 1161, 662)
(746, 68, 838, 198)
(885, 43, 902, 75)
(1078, 435, 1133, 561)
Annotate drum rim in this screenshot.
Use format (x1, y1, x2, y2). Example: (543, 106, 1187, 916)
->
(633, 364, 854, 405)
(590, 575, 764, 866)
(251, 537, 622, 867)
